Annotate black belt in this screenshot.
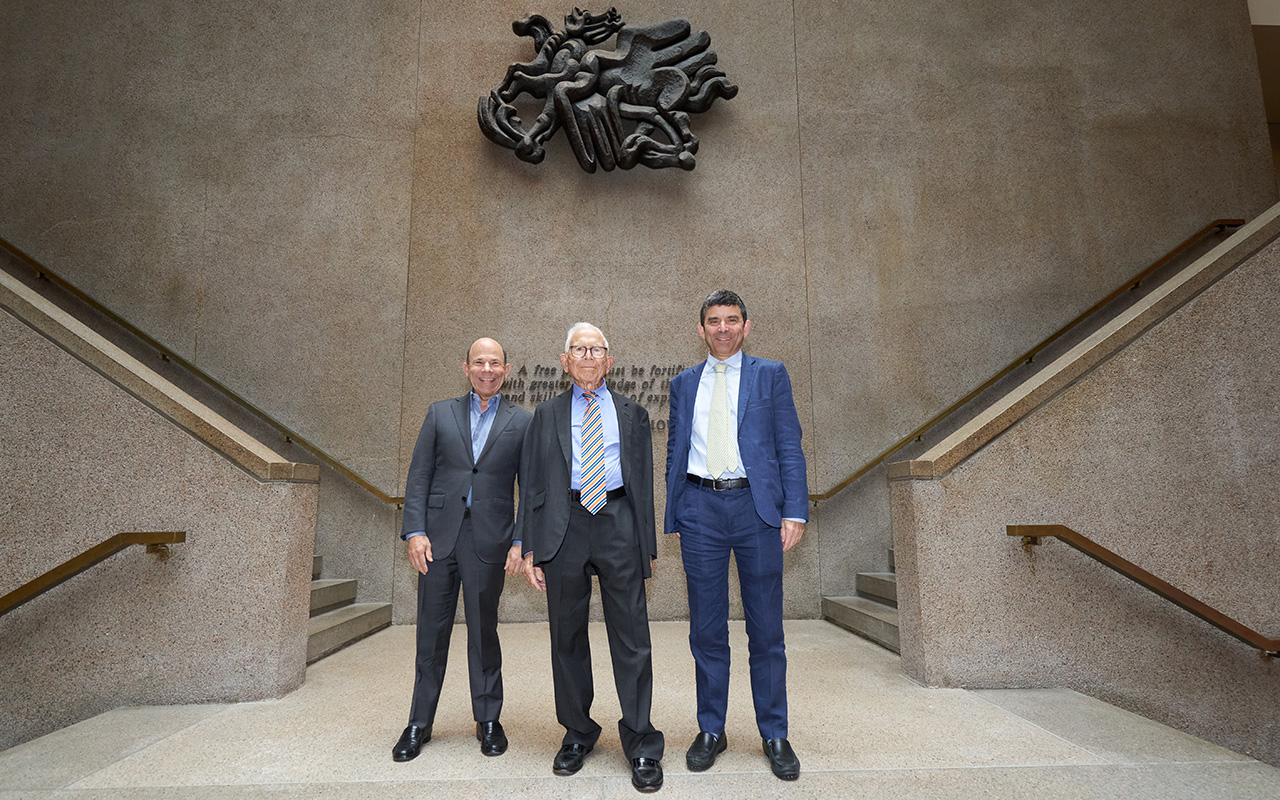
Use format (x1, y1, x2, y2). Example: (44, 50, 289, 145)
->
(569, 486, 627, 503)
(687, 473, 750, 491)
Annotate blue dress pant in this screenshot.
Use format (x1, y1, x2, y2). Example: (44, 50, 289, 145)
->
(677, 482, 788, 739)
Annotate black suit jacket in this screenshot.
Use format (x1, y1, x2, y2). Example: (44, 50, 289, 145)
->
(401, 394, 532, 563)
(519, 387, 656, 577)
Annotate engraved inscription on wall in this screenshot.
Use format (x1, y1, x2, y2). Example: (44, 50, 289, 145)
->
(505, 363, 687, 428)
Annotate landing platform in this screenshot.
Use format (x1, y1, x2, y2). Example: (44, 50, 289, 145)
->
(2, 620, 1276, 798)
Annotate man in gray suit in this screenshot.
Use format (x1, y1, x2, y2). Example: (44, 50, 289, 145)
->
(393, 337, 533, 762)
(519, 322, 665, 793)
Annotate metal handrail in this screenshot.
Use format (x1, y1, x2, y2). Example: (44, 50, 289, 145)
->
(1007, 525, 1277, 657)
(0, 235, 404, 504)
(0, 532, 187, 617)
(809, 219, 1245, 503)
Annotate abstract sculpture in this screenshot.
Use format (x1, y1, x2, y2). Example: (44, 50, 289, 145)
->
(478, 7, 738, 172)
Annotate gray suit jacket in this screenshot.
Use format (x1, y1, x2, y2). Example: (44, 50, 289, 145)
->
(400, 394, 533, 563)
(518, 387, 657, 577)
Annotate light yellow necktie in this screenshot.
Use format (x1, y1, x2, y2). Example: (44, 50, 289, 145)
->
(706, 362, 737, 478)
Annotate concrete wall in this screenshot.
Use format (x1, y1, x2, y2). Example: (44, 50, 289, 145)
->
(0, 1, 1274, 622)
(0, 310, 319, 752)
(888, 231, 1280, 765)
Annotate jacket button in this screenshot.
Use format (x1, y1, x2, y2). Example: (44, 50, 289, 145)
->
(473, 467, 478, 473)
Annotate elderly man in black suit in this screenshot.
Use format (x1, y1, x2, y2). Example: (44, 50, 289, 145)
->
(392, 337, 533, 763)
(520, 322, 665, 793)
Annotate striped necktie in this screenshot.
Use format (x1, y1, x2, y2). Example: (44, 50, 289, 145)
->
(580, 391, 607, 514)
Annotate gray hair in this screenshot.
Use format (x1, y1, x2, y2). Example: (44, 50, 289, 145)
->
(564, 322, 610, 353)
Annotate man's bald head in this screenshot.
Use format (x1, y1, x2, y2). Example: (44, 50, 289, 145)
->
(463, 338, 511, 402)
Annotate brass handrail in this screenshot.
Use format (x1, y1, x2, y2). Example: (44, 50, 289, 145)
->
(1007, 525, 1278, 657)
(0, 531, 187, 617)
(0, 235, 404, 504)
(810, 219, 1245, 503)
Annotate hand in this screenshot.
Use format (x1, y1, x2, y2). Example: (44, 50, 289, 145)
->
(781, 519, 804, 552)
(523, 553, 546, 592)
(407, 535, 433, 575)
(673, 531, 680, 539)
(504, 544, 525, 576)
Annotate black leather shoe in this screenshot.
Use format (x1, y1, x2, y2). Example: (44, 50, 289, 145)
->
(630, 757, 663, 792)
(476, 720, 508, 756)
(762, 737, 800, 780)
(392, 724, 430, 762)
(685, 731, 727, 771)
(552, 742, 592, 775)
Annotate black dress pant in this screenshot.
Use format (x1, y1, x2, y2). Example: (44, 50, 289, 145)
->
(541, 495, 664, 760)
(408, 516, 504, 726)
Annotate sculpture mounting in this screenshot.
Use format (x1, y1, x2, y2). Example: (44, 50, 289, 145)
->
(477, 7, 738, 173)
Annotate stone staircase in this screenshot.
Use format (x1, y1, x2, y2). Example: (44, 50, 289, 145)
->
(307, 554, 391, 663)
(822, 550, 899, 653)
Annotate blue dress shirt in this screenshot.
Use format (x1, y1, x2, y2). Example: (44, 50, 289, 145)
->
(570, 383, 624, 492)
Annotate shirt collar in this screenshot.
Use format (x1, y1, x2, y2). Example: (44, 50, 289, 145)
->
(572, 382, 609, 400)
(704, 350, 744, 370)
(470, 391, 501, 414)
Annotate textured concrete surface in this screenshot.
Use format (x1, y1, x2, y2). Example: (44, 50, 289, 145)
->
(890, 206, 1280, 479)
(0, 269, 318, 482)
(889, 224, 1280, 764)
(1, 622, 1276, 799)
(0, 0, 413, 497)
(798, 0, 1274, 492)
(0, 309, 318, 752)
(312, 459, 397, 608)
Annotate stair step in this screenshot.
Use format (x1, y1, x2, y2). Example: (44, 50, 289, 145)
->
(313, 554, 322, 579)
(823, 596, 899, 653)
(856, 572, 898, 606)
(310, 578, 357, 616)
(307, 603, 391, 663)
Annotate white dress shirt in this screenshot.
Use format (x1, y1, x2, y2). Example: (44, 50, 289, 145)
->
(687, 351, 747, 480)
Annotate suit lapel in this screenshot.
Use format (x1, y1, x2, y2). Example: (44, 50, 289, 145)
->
(476, 400, 515, 464)
(452, 395, 475, 466)
(614, 393, 632, 486)
(553, 390, 573, 467)
(737, 356, 756, 426)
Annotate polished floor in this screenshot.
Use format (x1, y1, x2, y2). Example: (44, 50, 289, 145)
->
(2, 620, 1278, 799)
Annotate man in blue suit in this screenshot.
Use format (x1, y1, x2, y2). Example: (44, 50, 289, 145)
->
(664, 290, 807, 781)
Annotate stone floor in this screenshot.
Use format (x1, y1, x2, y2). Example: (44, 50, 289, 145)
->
(2, 620, 1278, 799)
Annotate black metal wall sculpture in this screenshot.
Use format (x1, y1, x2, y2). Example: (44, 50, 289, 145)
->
(477, 7, 738, 172)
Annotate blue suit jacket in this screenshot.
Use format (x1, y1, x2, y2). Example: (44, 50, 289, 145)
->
(663, 354, 808, 532)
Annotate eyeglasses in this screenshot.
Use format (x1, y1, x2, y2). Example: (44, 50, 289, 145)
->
(568, 345, 608, 359)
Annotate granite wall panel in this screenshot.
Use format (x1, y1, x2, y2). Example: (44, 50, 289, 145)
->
(0, 310, 318, 752)
(889, 235, 1280, 765)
